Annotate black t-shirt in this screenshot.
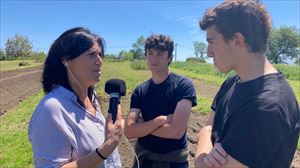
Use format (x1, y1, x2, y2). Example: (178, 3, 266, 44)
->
(130, 72, 197, 154)
(211, 72, 300, 168)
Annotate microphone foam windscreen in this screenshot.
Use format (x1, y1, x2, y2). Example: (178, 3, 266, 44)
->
(105, 78, 126, 96)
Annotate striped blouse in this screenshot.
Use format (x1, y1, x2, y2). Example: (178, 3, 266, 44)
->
(28, 85, 121, 168)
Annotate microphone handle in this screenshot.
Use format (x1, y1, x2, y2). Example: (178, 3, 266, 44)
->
(108, 96, 120, 123)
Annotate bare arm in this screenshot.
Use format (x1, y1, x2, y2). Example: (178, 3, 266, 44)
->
(124, 108, 170, 139)
(194, 112, 247, 168)
(150, 99, 192, 139)
(194, 111, 215, 167)
(62, 105, 123, 168)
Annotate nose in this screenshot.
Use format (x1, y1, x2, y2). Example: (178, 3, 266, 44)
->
(96, 54, 103, 66)
(207, 47, 214, 58)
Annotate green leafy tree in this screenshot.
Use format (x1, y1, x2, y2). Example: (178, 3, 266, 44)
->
(266, 26, 300, 64)
(193, 41, 207, 59)
(32, 51, 47, 62)
(5, 34, 33, 59)
(119, 50, 134, 61)
(0, 48, 6, 60)
(131, 36, 145, 60)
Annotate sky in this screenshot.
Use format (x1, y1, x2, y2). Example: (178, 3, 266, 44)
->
(1, 0, 299, 61)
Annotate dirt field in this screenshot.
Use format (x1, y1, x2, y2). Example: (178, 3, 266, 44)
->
(0, 66, 299, 167)
(0, 66, 42, 115)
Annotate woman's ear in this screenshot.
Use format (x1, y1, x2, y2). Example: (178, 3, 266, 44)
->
(61, 58, 68, 67)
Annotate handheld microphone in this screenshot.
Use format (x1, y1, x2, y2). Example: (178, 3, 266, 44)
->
(105, 78, 126, 123)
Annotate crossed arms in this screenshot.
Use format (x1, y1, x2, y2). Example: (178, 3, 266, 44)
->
(124, 99, 192, 140)
(194, 111, 247, 168)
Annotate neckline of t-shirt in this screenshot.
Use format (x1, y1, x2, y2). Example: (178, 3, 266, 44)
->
(236, 71, 282, 86)
(151, 72, 173, 86)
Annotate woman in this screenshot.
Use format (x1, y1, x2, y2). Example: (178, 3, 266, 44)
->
(28, 27, 123, 168)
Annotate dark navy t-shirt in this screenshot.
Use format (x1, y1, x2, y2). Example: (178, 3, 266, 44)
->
(130, 72, 197, 154)
(211, 72, 300, 168)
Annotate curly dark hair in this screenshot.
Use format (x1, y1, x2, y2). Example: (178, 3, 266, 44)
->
(199, 0, 271, 53)
(42, 27, 105, 94)
(145, 34, 174, 63)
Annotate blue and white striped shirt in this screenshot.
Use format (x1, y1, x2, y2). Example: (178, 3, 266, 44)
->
(28, 85, 121, 168)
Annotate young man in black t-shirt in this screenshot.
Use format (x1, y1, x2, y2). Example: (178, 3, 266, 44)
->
(194, 1, 300, 168)
(124, 34, 197, 168)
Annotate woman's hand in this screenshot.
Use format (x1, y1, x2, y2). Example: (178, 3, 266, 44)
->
(101, 104, 123, 157)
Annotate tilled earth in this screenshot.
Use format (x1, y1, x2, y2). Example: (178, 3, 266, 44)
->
(0, 66, 43, 115)
(0, 66, 299, 167)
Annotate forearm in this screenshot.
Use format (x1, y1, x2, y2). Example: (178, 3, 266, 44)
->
(124, 118, 163, 139)
(194, 126, 213, 167)
(61, 140, 116, 168)
(151, 123, 185, 139)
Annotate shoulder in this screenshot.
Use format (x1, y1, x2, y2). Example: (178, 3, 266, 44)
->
(31, 90, 68, 124)
(133, 79, 152, 92)
(170, 72, 193, 86)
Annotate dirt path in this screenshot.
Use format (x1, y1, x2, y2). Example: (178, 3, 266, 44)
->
(0, 67, 299, 167)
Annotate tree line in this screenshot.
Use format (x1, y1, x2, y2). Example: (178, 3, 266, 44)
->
(1, 26, 299, 65)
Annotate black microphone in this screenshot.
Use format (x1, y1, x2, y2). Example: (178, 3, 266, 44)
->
(105, 78, 126, 123)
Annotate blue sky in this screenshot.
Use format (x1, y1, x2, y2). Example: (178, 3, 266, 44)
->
(1, 0, 299, 61)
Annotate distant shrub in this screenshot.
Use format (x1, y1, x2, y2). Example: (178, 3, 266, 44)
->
(19, 62, 30, 66)
(0, 55, 6, 61)
(130, 60, 147, 70)
(186, 57, 207, 63)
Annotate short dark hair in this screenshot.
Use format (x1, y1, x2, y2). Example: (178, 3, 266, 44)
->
(145, 34, 174, 59)
(199, 0, 271, 53)
(42, 27, 105, 94)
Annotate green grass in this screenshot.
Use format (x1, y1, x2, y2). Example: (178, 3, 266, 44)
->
(130, 60, 148, 70)
(0, 91, 43, 168)
(98, 61, 151, 95)
(0, 60, 43, 72)
(274, 64, 300, 81)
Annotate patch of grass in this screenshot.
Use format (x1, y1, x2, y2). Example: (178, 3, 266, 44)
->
(288, 80, 300, 101)
(130, 60, 148, 70)
(98, 61, 151, 95)
(0, 60, 43, 72)
(193, 96, 213, 115)
(0, 91, 43, 168)
(274, 64, 300, 81)
(170, 67, 226, 86)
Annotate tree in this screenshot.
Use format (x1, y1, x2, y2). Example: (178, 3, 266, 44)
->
(0, 48, 6, 60)
(5, 34, 33, 59)
(131, 36, 145, 60)
(193, 41, 207, 59)
(266, 26, 300, 64)
(294, 53, 300, 65)
(119, 50, 134, 61)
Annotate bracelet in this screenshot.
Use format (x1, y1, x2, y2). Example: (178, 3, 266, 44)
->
(96, 148, 107, 160)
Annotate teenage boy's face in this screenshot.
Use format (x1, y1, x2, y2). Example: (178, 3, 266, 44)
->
(206, 25, 236, 73)
(146, 48, 170, 72)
